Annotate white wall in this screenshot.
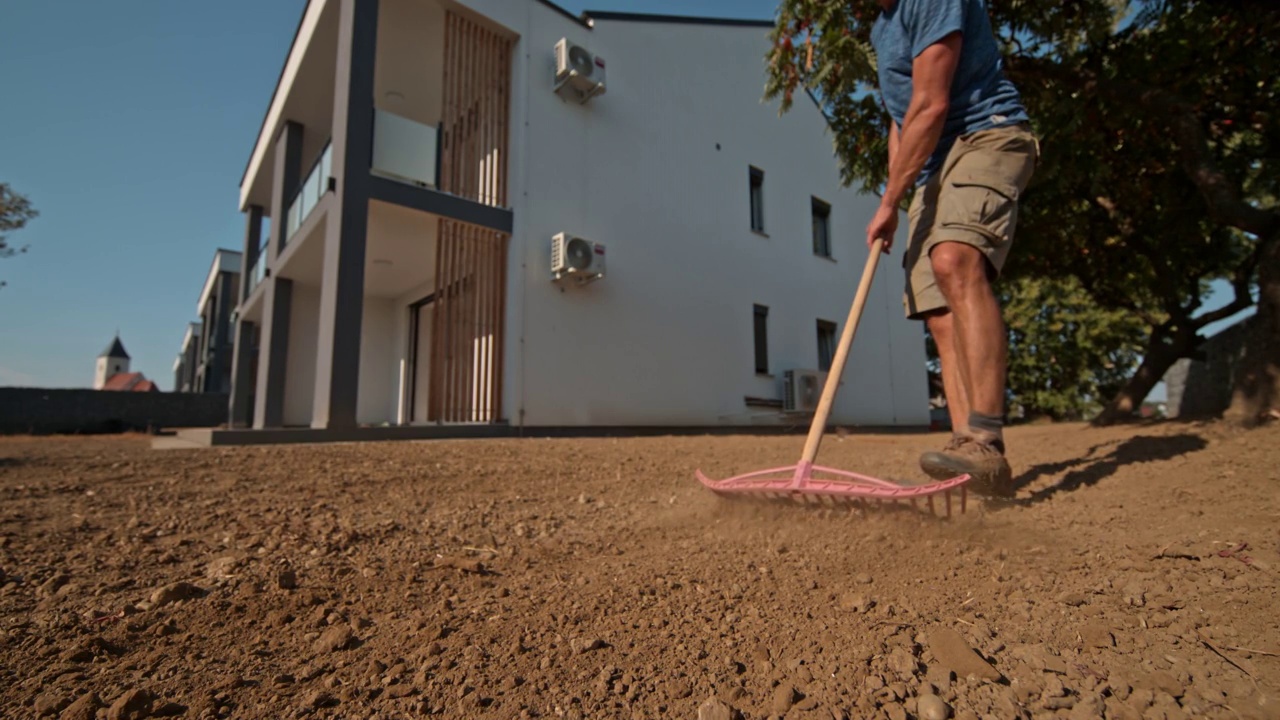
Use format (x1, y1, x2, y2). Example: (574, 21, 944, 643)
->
(284, 284, 321, 426)
(490, 7, 928, 427)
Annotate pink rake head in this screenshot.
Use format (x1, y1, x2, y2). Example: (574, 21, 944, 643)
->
(695, 240, 974, 517)
(695, 462, 971, 517)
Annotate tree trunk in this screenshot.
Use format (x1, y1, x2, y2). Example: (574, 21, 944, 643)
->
(1225, 237, 1280, 427)
(1093, 329, 1194, 426)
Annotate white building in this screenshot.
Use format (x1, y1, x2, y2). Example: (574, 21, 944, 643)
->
(225, 0, 928, 437)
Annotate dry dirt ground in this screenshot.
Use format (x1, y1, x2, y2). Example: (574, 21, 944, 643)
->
(1, 421, 1278, 720)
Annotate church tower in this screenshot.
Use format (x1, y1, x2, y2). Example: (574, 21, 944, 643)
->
(95, 335, 130, 389)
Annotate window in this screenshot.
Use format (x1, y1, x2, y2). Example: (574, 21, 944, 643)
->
(817, 319, 837, 372)
(753, 304, 769, 374)
(749, 167, 765, 233)
(812, 197, 832, 257)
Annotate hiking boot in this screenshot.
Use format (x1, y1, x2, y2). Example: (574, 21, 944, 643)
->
(919, 432, 1014, 497)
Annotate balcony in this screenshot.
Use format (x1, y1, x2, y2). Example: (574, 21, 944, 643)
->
(285, 141, 333, 243)
(372, 109, 439, 190)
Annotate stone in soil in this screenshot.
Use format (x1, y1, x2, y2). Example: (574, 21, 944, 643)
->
(149, 581, 205, 608)
(58, 693, 103, 720)
(772, 683, 800, 715)
(106, 689, 152, 720)
(698, 696, 737, 720)
(314, 625, 356, 653)
(1079, 623, 1115, 649)
(917, 693, 952, 720)
(927, 629, 1002, 681)
(34, 690, 70, 717)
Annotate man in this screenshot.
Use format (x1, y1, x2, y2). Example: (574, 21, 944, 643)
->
(865, 0, 1037, 496)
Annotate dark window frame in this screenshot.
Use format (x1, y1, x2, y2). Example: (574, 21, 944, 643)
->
(816, 319, 837, 372)
(753, 304, 770, 375)
(812, 196, 832, 258)
(749, 166, 765, 233)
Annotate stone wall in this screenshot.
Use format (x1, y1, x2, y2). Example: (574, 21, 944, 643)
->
(1164, 317, 1254, 418)
(0, 388, 228, 435)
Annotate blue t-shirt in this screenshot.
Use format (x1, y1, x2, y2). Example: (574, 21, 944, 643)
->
(870, 0, 1029, 182)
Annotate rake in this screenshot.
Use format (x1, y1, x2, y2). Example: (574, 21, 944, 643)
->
(696, 238, 972, 517)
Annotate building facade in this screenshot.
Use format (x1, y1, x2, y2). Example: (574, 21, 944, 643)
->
(227, 0, 929, 432)
(174, 250, 241, 394)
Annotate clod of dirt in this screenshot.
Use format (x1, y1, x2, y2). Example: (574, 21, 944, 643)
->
(204, 556, 241, 579)
(314, 626, 355, 653)
(106, 689, 152, 720)
(36, 573, 70, 598)
(1079, 624, 1115, 649)
(884, 701, 908, 720)
(573, 637, 608, 654)
(306, 691, 339, 708)
(1057, 591, 1087, 607)
(1135, 670, 1184, 698)
(277, 570, 298, 590)
(697, 696, 736, 720)
(58, 693, 103, 720)
(433, 556, 487, 574)
(771, 684, 800, 715)
(34, 690, 70, 717)
(927, 629, 1002, 681)
(149, 581, 205, 608)
(917, 693, 952, 720)
(855, 573, 874, 585)
(889, 648, 918, 677)
(839, 593, 874, 613)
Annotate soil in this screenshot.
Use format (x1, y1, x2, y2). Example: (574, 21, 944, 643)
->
(1, 420, 1278, 720)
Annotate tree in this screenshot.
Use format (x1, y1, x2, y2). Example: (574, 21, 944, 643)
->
(1001, 276, 1145, 421)
(0, 183, 39, 289)
(764, 0, 1279, 426)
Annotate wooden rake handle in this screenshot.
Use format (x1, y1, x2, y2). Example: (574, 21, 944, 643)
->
(799, 238, 885, 465)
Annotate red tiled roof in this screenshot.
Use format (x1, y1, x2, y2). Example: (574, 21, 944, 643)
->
(102, 372, 158, 392)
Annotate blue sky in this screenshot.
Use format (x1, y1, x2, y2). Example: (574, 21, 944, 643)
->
(0, 0, 1252, 398)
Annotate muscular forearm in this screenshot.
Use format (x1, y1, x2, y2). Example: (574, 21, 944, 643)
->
(882, 99, 948, 209)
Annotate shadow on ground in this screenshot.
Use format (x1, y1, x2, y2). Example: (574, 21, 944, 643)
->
(1007, 433, 1208, 506)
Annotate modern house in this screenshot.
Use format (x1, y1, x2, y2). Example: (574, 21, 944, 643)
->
(223, 0, 929, 438)
(173, 322, 203, 393)
(173, 250, 242, 395)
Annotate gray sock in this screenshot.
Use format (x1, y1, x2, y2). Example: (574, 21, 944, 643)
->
(968, 411, 1004, 439)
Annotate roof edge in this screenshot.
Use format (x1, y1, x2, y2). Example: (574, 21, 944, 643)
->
(582, 10, 775, 29)
(534, 0, 591, 28)
(239, 0, 313, 190)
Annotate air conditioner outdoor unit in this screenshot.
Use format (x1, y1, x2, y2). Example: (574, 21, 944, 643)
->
(551, 232, 606, 285)
(554, 38, 607, 103)
(783, 369, 827, 413)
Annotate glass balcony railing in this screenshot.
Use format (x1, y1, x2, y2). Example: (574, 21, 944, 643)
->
(285, 142, 333, 242)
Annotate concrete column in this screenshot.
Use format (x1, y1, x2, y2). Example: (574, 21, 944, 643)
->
(228, 205, 264, 427)
(254, 278, 293, 428)
(311, 0, 378, 430)
(250, 121, 305, 428)
(228, 320, 256, 427)
(241, 205, 263, 304)
(212, 272, 236, 393)
(269, 122, 304, 263)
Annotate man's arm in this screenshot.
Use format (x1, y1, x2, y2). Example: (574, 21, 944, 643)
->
(867, 32, 963, 251)
(883, 32, 962, 209)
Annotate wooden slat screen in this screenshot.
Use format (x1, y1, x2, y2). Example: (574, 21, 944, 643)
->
(441, 11, 512, 208)
(429, 219, 507, 423)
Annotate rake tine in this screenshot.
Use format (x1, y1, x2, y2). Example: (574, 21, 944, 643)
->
(960, 486, 967, 514)
(945, 491, 953, 519)
(927, 495, 936, 516)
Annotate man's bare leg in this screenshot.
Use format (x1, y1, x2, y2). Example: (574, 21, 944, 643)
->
(918, 242, 1013, 495)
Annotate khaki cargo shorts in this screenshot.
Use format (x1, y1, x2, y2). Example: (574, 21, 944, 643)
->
(903, 122, 1039, 319)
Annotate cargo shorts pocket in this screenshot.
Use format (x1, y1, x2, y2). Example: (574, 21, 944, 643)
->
(938, 168, 1020, 246)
